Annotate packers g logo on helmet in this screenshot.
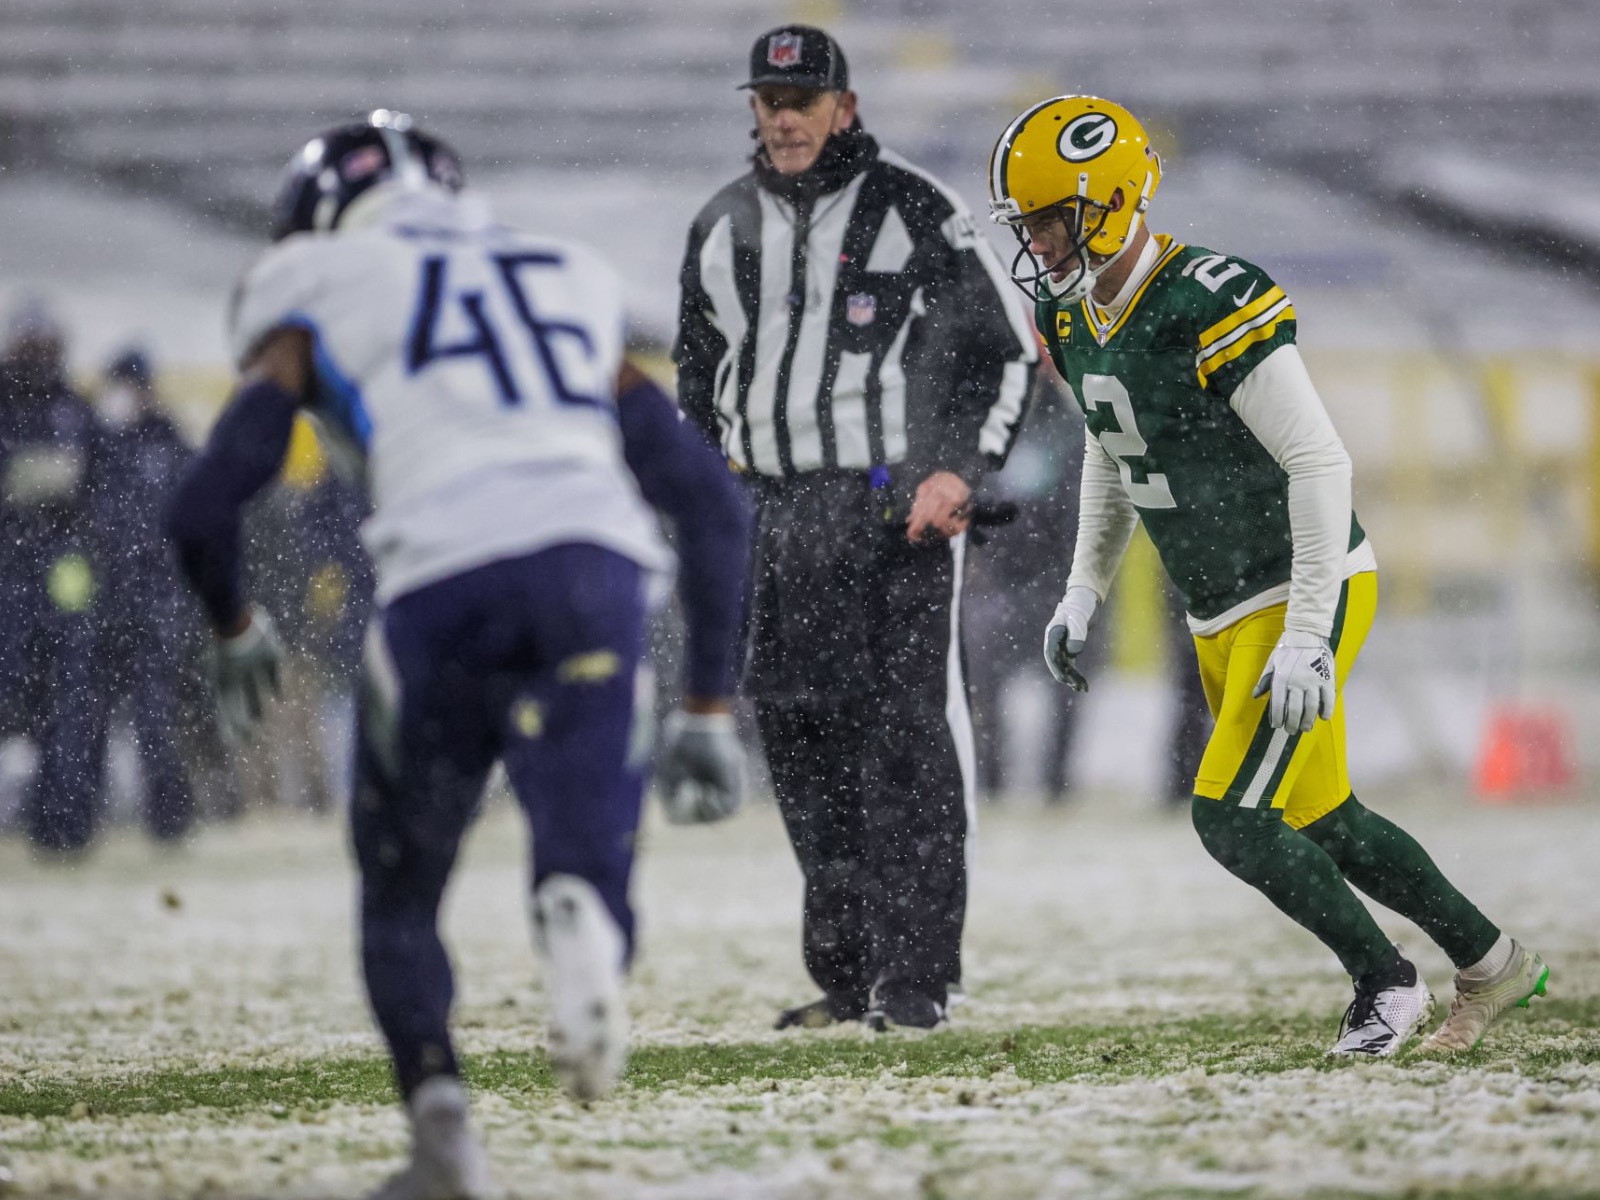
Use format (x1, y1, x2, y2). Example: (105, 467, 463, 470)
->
(1058, 112, 1117, 162)
(987, 96, 1162, 304)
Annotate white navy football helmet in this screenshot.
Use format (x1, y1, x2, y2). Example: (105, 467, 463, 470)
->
(271, 109, 463, 240)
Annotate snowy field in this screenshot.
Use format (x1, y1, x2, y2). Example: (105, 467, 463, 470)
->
(2, 783, 1597, 1200)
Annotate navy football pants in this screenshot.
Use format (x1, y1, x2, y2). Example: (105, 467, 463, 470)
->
(349, 545, 647, 1098)
(0, 559, 102, 851)
(90, 615, 196, 840)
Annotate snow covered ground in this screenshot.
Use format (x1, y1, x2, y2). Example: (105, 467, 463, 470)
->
(2, 784, 1596, 1199)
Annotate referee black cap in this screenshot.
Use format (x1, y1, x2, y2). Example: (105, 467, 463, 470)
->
(739, 25, 849, 92)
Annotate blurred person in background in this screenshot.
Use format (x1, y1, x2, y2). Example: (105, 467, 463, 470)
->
(992, 94, 1547, 1057)
(234, 437, 372, 814)
(1160, 577, 1214, 807)
(674, 25, 1038, 1032)
(166, 112, 751, 1199)
(964, 373, 1084, 802)
(0, 298, 105, 852)
(967, 371, 1211, 809)
(86, 347, 200, 842)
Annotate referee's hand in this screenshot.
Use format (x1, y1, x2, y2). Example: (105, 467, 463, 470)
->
(906, 470, 972, 542)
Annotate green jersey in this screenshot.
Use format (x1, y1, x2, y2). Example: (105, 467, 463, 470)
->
(1036, 236, 1364, 622)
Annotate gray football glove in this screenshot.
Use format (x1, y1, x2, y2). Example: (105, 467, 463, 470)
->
(1252, 629, 1336, 733)
(212, 606, 284, 746)
(656, 710, 745, 825)
(1043, 586, 1100, 693)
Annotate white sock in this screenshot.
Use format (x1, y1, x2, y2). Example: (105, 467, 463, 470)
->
(1459, 932, 1514, 982)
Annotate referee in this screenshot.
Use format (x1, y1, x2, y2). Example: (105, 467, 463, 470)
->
(674, 25, 1037, 1030)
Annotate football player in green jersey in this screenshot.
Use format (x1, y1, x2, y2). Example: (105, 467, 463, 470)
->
(988, 95, 1548, 1057)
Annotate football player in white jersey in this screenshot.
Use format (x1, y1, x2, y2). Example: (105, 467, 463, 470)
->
(167, 111, 752, 1200)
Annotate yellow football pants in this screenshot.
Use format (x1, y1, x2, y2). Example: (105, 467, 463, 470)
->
(1190, 572, 1376, 829)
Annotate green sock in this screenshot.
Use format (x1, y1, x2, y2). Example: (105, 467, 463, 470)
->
(1298, 796, 1499, 969)
(1190, 797, 1396, 979)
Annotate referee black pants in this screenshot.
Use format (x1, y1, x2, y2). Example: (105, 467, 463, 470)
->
(747, 470, 972, 1009)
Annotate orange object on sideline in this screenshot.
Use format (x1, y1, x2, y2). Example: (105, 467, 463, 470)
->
(1473, 707, 1578, 802)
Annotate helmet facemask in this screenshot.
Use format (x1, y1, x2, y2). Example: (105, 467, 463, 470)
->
(998, 197, 1114, 305)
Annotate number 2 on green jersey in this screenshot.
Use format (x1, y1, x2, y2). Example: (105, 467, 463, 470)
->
(1081, 374, 1177, 509)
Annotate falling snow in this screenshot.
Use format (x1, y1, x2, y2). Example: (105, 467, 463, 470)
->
(2, 788, 1595, 1198)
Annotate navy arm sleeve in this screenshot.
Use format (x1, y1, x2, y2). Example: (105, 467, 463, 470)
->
(164, 378, 299, 633)
(617, 374, 751, 699)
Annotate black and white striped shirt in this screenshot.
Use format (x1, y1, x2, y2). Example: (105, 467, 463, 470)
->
(674, 130, 1037, 482)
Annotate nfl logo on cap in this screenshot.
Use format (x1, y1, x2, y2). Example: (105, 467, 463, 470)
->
(742, 25, 850, 92)
(768, 32, 803, 67)
(846, 293, 876, 327)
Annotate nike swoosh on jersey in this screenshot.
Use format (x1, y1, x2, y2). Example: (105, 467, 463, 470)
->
(1232, 281, 1258, 308)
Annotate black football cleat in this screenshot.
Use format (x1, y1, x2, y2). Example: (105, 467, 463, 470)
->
(774, 994, 867, 1030)
(864, 987, 947, 1032)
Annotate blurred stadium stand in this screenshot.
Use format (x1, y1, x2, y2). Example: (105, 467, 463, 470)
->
(2, 0, 1597, 256)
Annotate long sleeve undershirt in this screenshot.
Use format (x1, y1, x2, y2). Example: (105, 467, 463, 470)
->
(1065, 334, 1361, 638)
(1226, 343, 1354, 638)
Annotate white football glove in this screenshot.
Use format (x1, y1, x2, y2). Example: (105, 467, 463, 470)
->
(212, 606, 284, 746)
(1252, 629, 1336, 733)
(656, 710, 745, 825)
(1043, 585, 1100, 693)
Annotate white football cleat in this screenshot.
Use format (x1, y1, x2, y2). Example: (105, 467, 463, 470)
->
(1417, 939, 1549, 1054)
(1327, 952, 1435, 1058)
(368, 1075, 495, 1200)
(532, 873, 628, 1101)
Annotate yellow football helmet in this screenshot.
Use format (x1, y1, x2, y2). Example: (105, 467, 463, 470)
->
(987, 95, 1163, 303)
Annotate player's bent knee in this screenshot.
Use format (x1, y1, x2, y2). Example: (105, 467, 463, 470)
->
(1295, 794, 1365, 863)
(1190, 795, 1236, 866)
(1190, 796, 1277, 875)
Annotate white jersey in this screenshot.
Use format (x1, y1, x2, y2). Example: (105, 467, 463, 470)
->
(230, 185, 671, 603)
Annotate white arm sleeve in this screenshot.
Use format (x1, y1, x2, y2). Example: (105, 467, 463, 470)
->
(229, 237, 325, 368)
(1229, 344, 1351, 638)
(1063, 427, 1140, 602)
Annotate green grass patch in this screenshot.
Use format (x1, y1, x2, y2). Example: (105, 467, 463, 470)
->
(1127, 1190, 1600, 1200)
(3, 998, 1596, 1122)
(0, 1056, 399, 1120)
(1300, 1190, 1600, 1200)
